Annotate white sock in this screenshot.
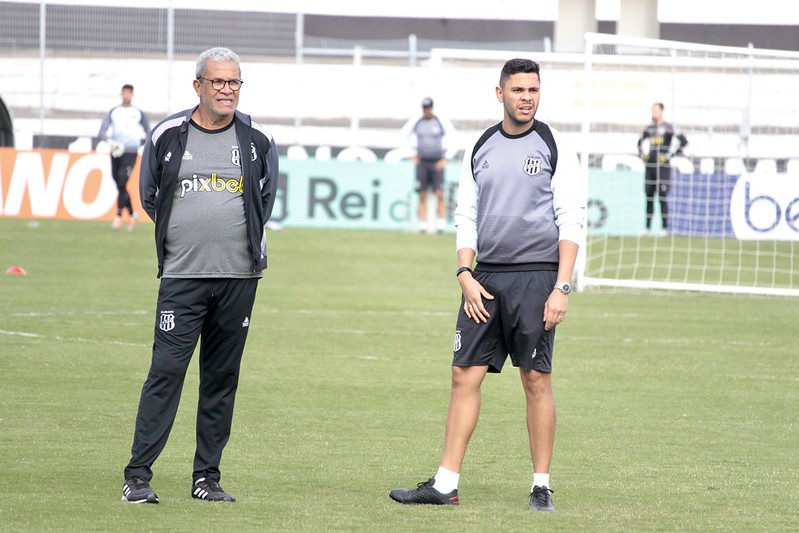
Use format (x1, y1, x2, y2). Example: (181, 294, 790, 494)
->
(418, 221, 428, 232)
(433, 466, 460, 493)
(436, 218, 446, 230)
(532, 473, 550, 491)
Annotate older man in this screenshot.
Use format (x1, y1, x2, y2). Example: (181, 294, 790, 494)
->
(122, 47, 279, 504)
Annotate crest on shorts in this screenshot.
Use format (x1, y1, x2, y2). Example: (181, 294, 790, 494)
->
(453, 329, 462, 352)
(159, 310, 175, 332)
(523, 157, 542, 176)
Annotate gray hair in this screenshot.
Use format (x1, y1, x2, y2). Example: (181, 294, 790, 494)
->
(195, 47, 241, 79)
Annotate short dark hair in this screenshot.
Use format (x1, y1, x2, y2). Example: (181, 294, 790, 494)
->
(499, 58, 540, 87)
(653, 102, 665, 111)
(122, 84, 134, 91)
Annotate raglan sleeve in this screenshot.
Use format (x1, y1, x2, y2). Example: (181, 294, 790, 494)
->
(550, 128, 586, 247)
(454, 135, 478, 253)
(98, 110, 112, 141)
(441, 116, 460, 161)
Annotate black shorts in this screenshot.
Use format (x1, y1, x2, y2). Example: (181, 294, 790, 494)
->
(415, 159, 444, 192)
(452, 269, 558, 373)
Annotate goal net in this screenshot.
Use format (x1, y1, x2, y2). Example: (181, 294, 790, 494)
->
(577, 33, 799, 297)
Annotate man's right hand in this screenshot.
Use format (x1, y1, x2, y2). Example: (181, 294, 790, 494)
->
(458, 272, 494, 323)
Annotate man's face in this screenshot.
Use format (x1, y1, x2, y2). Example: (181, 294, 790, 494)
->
(193, 60, 241, 123)
(422, 106, 434, 118)
(651, 104, 663, 123)
(120, 88, 133, 106)
(496, 72, 540, 133)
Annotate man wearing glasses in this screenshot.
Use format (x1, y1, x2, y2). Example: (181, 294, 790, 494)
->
(121, 47, 279, 504)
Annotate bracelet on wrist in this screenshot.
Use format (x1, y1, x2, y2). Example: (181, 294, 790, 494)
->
(456, 266, 473, 278)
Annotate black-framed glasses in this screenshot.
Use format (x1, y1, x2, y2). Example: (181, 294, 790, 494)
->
(199, 77, 243, 91)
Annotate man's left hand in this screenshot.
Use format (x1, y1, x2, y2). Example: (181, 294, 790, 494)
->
(543, 290, 568, 331)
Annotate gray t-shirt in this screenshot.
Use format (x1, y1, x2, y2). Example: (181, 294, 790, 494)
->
(162, 121, 259, 278)
(413, 116, 446, 161)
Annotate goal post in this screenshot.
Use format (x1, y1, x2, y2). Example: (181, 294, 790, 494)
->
(576, 33, 799, 297)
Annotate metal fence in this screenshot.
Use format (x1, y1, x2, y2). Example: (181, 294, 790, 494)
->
(0, 1, 551, 145)
(0, 2, 547, 60)
(0, 2, 297, 57)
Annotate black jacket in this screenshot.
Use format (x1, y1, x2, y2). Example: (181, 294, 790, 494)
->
(139, 107, 279, 277)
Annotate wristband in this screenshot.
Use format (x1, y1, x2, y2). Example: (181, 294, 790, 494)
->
(456, 266, 473, 278)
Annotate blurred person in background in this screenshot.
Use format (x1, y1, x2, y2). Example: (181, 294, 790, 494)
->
(121, 47, 279, 505)
(98, 83, 150, 231)
(637, 102, 688, 237)
(400, 97, 457, 233)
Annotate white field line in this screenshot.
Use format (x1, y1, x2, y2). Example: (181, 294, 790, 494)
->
(291, 309, 452, 317)
(7, 310, 149, 317)
(0, 329, 148, 347)
(0, 309, 779, 350)
(0, 308, 453, 346)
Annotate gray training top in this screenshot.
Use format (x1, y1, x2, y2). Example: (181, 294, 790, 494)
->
(162, 121, 260, 279)
(411, 116, 447, 161)
(454, 120, 586, 265)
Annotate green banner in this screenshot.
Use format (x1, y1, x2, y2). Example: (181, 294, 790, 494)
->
(273, 158, 650, 235)
(273, 158, 460, 231)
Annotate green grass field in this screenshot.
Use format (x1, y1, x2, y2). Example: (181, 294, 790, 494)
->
(1, 219, 798, 531)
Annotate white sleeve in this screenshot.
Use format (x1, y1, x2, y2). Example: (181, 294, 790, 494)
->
(550, 128, 586, 247)
(440, 116, 459, 160)
(454, 139, 478, 252)
(398, 116, 418, 149)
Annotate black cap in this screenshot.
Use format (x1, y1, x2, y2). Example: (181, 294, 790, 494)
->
(422, 97, 433, 108)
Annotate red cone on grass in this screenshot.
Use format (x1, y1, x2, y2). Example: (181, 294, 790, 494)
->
(5, 266, 27, 275)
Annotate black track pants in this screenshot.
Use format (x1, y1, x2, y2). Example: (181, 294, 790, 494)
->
(124, 277, 259, 482)
(111, 152, 137, 215)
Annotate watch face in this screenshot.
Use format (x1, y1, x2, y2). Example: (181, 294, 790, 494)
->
(558, 283, 571, 294)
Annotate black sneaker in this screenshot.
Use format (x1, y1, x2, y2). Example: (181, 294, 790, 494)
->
(191, 477, 236, 502)
(389, 478, 459, 505)
(121, 476, 159, 504)
(529, 485, 555, 512)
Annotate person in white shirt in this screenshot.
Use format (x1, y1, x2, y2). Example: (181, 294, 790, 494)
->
(98, 84, 149, 231)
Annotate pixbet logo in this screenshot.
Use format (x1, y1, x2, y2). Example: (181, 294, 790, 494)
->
(179, 173, 243, 198)
(730, 175, 799, 240)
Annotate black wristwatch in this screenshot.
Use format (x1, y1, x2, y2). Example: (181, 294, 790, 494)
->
(554, 282, 572, 295)
(456, 267, 473, 278)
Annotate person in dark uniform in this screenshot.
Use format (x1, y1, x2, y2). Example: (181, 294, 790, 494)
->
(637, 102, 688, 236)
(389, 58, 586, 512)
(98, 84, 149, 231)
(121, 47, 279, 504)
(400, 97, 457, 233)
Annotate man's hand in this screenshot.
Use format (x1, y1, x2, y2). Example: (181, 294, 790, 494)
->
(543, 290, 568, 331)
(459, 272, 494, 323)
